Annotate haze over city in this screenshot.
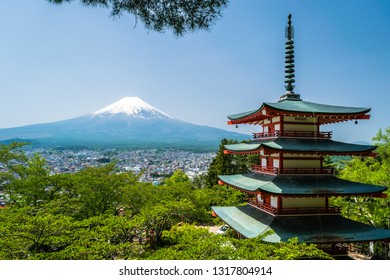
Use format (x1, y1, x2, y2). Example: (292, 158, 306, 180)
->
(1, 0, 389, 143)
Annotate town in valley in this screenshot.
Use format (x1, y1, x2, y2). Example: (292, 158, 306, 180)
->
(24, 147, 215, 184)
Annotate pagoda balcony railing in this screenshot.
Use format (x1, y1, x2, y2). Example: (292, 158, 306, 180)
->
(248, 201, 278, 214)
(248, 201, 341, 215)
(252, 130, 332, 139)
(251, 165, 278, 175)
(278, 205, 341, 215)
(251, 165, 334, 175)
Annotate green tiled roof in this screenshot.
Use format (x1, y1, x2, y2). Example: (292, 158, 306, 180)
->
(218, 173, 388, 195)
(227, 100, 371, 120)
(212, 205, 275, 239)
(228, 109, 261, 120)
(224, 142, 262, 152)
(224, 138, 376, 154)
(212, 205, 390, 243)
(265, 100, 371, 115)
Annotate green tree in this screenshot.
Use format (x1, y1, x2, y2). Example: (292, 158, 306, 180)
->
(69, 163, 139, 219)
(146, 224, 332, 260)
(137, 181, 212, 243)
(0, 142, 28, 190)
(192, 173, 207, 189)
(330, 127, 390, 257)
(47, 0, 229, 36)
(372, 127, 390, 162)
(147, 224, 241, 260)
(0, 142, 27, 164)
(164, 169, 190, 186)
(0, 208, 144, 260)
(120, 183, 155, 218)
(332, 127, 390, 229)
(194, 185, 245, 208)
(0, 206, 74, 259)
(206, 139, 258, 187)
(48, 215, 143, 260)
(4, 154, 54, 207)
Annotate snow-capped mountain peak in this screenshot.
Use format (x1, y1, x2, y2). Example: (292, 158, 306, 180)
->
(0, 96, 248, 148)
(93, 97, 174, 119)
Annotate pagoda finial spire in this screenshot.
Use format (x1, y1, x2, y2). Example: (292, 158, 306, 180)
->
(280, 13, 301, 101)
(286, 13, 294, 40)
(284, 13, 295, 92)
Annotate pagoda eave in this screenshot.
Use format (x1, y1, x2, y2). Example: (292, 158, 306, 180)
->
(227, 102, 371, 125)
(228, 112, 371, 126)
(224, 139, 376, 157)
(224, 149, 260, 155)
(219, 179, 387, 198)
(227, 114, 267, 125)
(218, 173, 388, 196)
(224, 149, 375, 157)
(218, 179, 258, 195)
(318, 114, 371, 125)
(262, 148, 376, 157)
(212, 205, 390, 243)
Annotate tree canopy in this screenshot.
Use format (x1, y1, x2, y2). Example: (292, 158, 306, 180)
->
(0, 141, 330, 260)
(205, 138, 259, 187)
(47, 0, 229, 36)
(329, 127, 390, 257)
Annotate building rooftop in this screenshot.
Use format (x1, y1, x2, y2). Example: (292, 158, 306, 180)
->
(224, 138, 376, 155)
(218, 173, 388, 196)
(227, 99, 371, 125)
(212, 205, 390, 243)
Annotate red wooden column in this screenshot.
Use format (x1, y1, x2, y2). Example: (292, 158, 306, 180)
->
(277, 196, 283, 213)
(280, 153, 284, 174)
(325, 197, 329, 212)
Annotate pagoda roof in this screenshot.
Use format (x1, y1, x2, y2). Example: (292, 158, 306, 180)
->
(217, 173, 387, 196)
(212, 205, 390, 243)
(227, 99, 371, 125)
(224, 138, 376, 155)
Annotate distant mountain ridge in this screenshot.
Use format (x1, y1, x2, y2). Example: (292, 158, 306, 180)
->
(0, 97, 249, 150)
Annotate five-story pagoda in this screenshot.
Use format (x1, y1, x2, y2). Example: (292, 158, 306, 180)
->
(212, 14, 390, 253)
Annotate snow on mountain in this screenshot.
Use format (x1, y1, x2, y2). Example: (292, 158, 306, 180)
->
(93, 97, 174, 119)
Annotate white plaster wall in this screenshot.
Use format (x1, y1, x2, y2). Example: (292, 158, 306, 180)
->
(283, 159, 321, 168)
(282, 197, 325, 208)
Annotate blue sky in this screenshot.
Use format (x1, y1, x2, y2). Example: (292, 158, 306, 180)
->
(0, 0, 389, 143)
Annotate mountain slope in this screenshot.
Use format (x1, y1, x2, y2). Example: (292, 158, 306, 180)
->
(0, 97, 248, 149)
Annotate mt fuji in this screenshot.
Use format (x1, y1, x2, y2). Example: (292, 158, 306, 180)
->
(93, 97, 174, 119)
(0, 97, 248, 149)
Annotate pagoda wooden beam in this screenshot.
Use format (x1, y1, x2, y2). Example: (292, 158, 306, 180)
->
(227, 106, 370, 126)
(224, 149, 261, 155)
(264, 148, 376, 157)
(226, 149, 376, 157)
(218, 180, 258, 195)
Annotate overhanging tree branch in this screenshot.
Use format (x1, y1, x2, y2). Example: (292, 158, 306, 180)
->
(47, 0, 229, 36)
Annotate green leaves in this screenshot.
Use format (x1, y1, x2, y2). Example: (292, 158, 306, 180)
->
(329, 127, 390, 256)
(47, 0, 229, 36)
(206, 139, 254, 187)
(146, 224, 332, 260)
(0, 206, 74, 259)
(333, 127, 390, 229)
(164, 169, 190, 186)
(4, 153, 53, 207)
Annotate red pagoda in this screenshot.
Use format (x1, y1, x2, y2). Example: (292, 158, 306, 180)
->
(212, 14, 390, 254)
